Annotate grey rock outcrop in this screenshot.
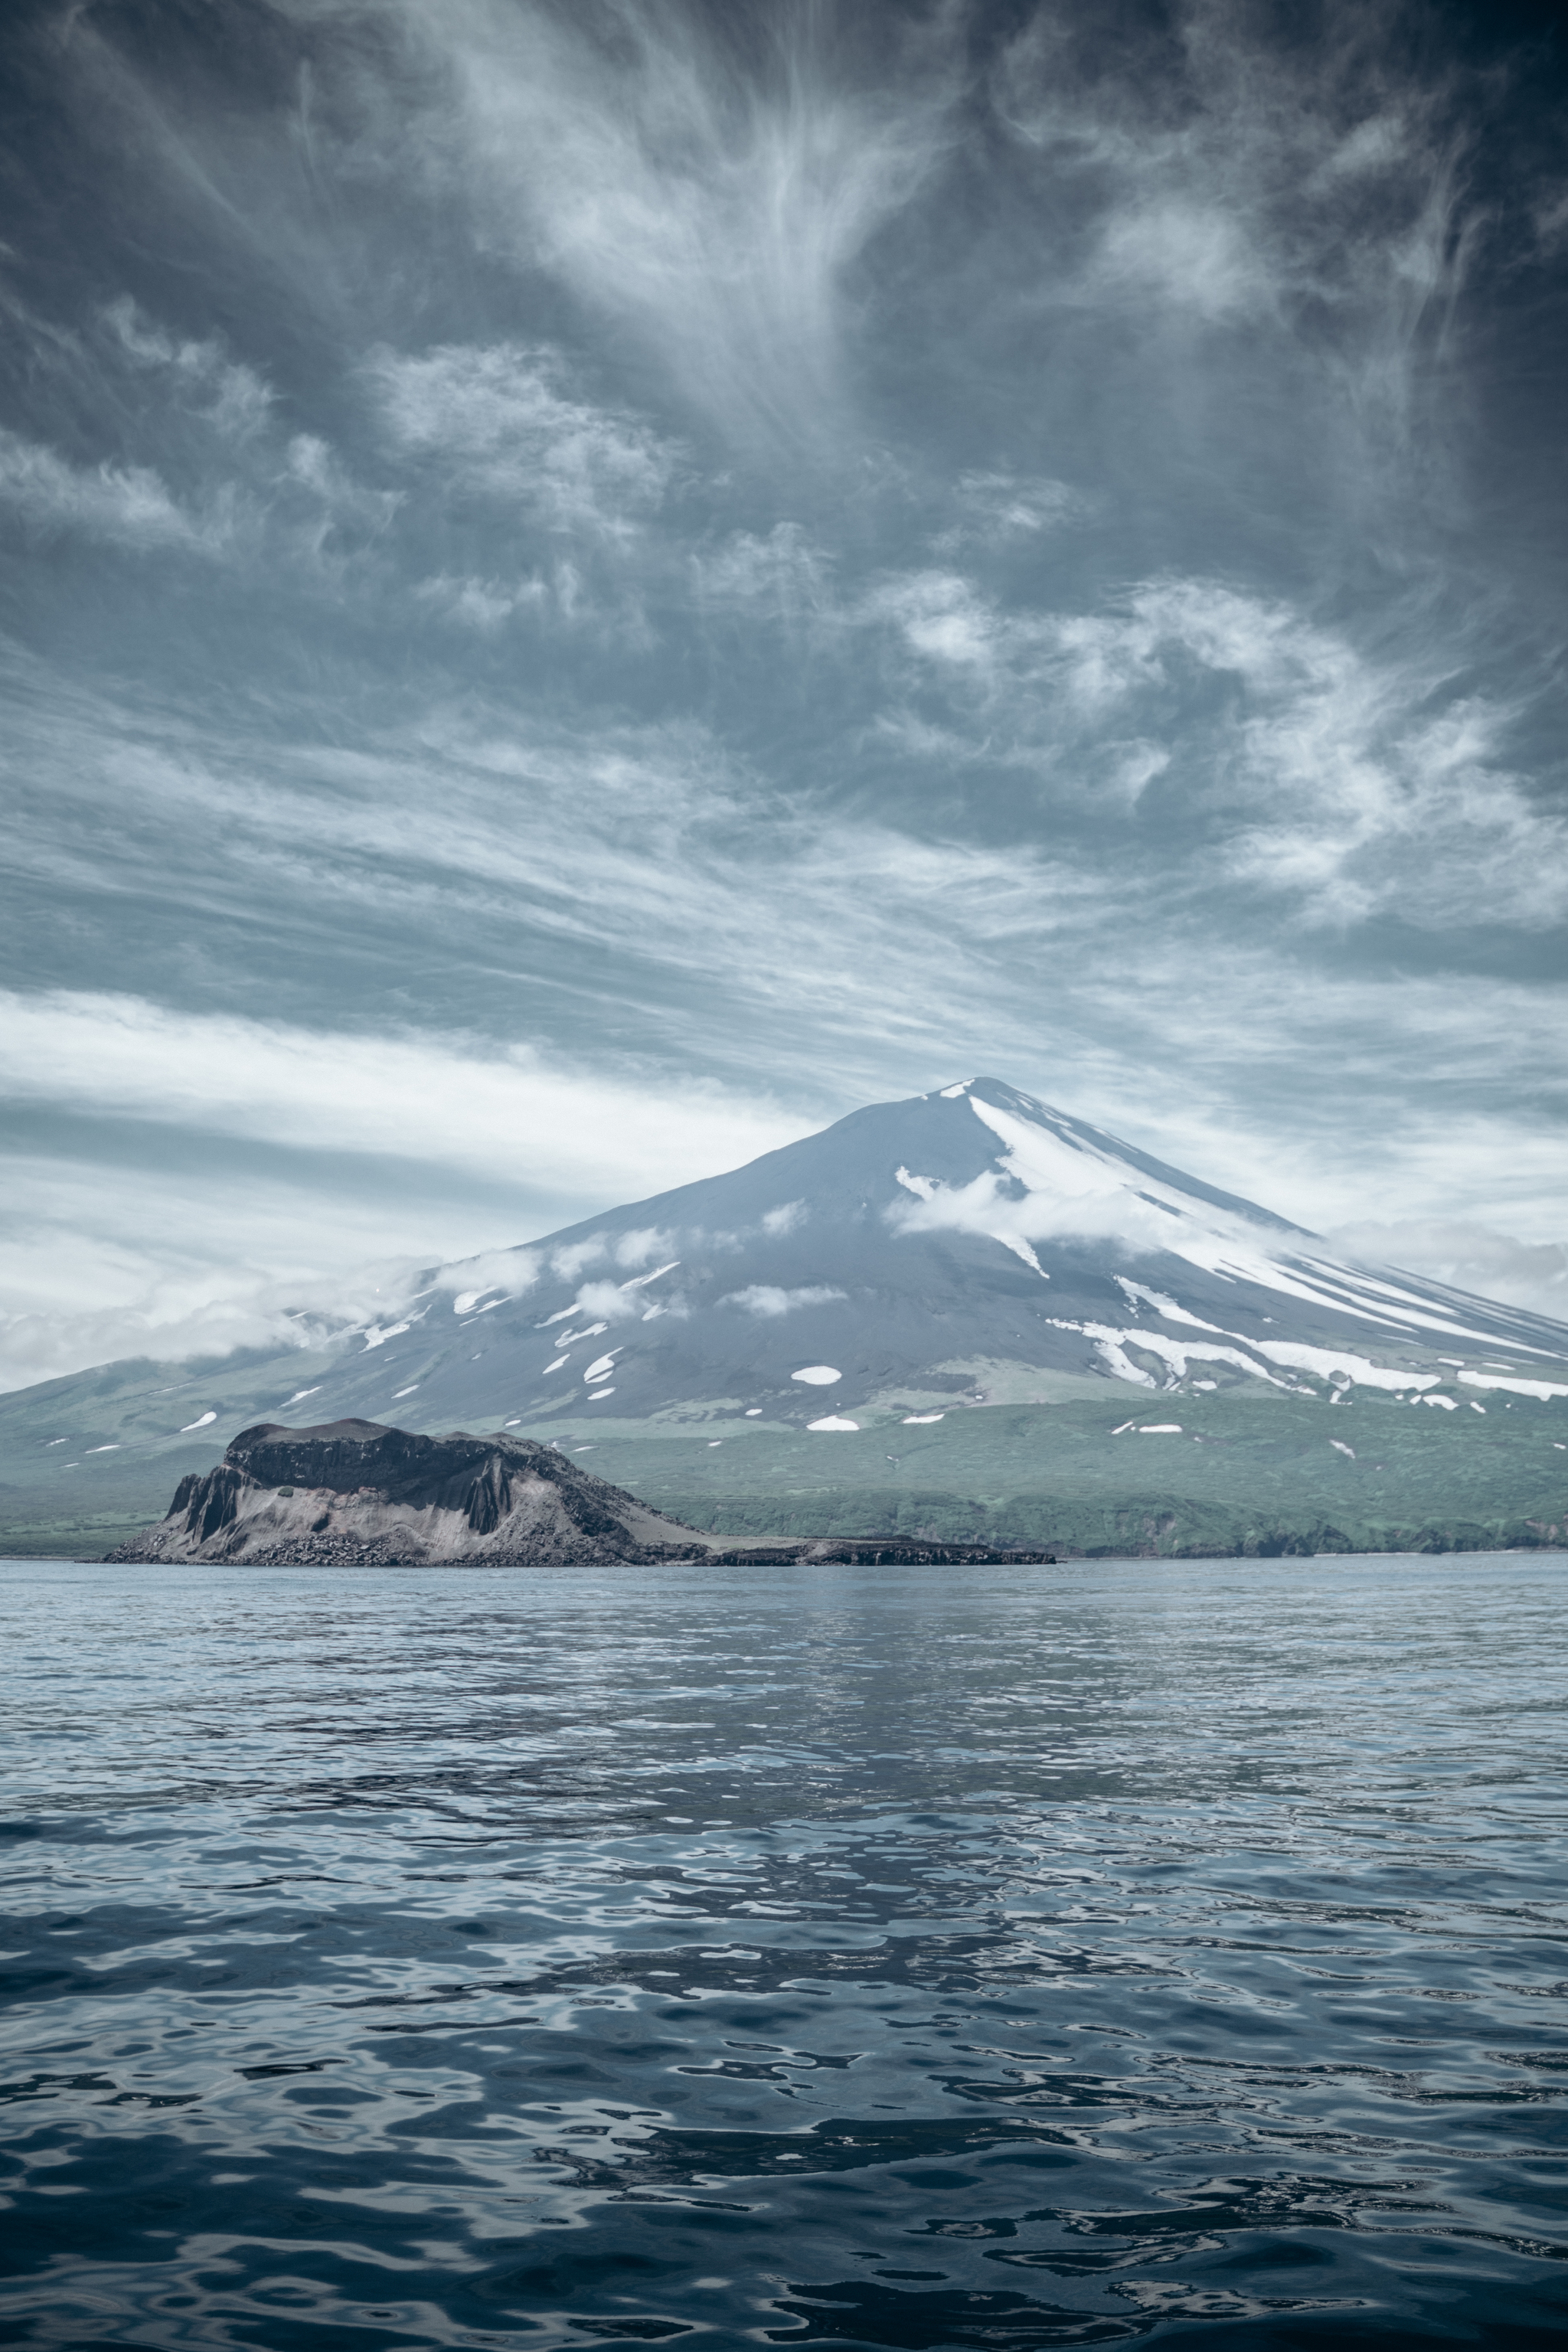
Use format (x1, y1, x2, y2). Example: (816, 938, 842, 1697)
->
(106, 1418, 716, 1565)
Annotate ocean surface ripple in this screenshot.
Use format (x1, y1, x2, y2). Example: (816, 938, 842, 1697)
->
(2, 1553, 1567, 2349)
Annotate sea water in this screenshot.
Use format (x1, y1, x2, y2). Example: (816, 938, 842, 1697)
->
(2, 1553, 1566, 2350)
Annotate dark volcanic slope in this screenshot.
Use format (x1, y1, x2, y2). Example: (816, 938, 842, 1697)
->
(107, 1418, 717, 1566)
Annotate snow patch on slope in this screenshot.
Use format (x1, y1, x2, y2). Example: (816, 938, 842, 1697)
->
(1050, 1312, 1442, 1396)
(1052, 1319, 1292, 1390)
(361, 1321, 411, 1350)
(1460, 1370, 1568, 1400)
(890, 1093, 1528, 1363)
(1113, 1276, 1224, 1332)
(1250, 1340, 1439, 1393)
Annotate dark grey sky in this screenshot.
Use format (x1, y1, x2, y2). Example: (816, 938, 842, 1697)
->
(2, 0, 1566, 1384)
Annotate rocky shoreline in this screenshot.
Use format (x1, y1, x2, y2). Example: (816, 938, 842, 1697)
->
(104, 1417, 1058, 1568)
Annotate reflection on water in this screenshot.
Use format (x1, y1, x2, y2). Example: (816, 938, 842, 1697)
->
(2, 1553, 1567, 2348)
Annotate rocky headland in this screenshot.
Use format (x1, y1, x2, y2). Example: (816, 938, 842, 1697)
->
(105, 1418, 717, 1566)
(106, 1419, 1053, 1566)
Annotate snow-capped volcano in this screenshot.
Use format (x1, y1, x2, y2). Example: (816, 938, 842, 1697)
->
(325, 1077, 1568, 1429)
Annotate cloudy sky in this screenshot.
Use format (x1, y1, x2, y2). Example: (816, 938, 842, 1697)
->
(2, 0, 1566, 1387)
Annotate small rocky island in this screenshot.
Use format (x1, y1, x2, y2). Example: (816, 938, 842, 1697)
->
(107, 1419, 1054, 1566)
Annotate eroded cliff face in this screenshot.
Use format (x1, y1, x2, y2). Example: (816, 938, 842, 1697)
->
(107, 1419, 713, 1565)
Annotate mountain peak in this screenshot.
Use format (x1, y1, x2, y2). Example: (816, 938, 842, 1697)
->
(14, 1082, 1568, 1500)
(276, 1079, 1567, 1432)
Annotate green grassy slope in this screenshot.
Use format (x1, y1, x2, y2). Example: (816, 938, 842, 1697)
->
(0, 1348, 334, 1556)
(540, 1388, 1568, 1557)
(2, 1353, 1565, 1560)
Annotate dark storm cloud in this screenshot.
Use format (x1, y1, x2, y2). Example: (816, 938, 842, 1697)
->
(1, 0, 1566, 1380)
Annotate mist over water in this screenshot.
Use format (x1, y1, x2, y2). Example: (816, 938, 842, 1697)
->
(3, 1554, 1567, 2347)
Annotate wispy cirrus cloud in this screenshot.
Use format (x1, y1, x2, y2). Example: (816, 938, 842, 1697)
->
(3, 639, 1562, 1168)
(863, 567, 1566, 933)
(692, 522, 833, 619)
(0, 427, 233, 553)
(0, 0, 1565, 1387)
(932, 472, 1090, 553)
(395, 0, 957, 447)
(279, 433, 402, 564)
(370, 341, 674, 534)
(414, 570, 550, 632)
(994, 0, 1478, 404)
(103, 297, 276, 445)
(0, 988, 799, 1197)
(0, 291, 398, 582)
